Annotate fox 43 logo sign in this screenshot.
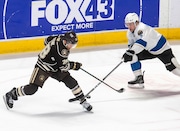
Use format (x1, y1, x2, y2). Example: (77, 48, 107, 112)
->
(31, 0, 115, 29)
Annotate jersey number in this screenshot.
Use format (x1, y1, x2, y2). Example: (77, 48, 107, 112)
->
(39, 38, 56, 59)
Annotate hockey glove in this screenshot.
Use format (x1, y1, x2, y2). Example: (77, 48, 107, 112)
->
(123, 50, 135, 62)
(70, 62, 82, 70)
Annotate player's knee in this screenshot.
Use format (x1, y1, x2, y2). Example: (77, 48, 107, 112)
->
(166, 58, 179, 71)
(172, 58, 180, 68)
(23, 84, 39, 95)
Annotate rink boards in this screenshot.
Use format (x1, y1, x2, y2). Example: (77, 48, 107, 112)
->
(0, 0, 180, 54)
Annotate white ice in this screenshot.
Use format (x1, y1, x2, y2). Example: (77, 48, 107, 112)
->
(1, 43, 180, 131)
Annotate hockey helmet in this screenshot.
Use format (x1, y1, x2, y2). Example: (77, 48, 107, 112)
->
(125, 13, 139, 27)
(63, 31, 78, 45)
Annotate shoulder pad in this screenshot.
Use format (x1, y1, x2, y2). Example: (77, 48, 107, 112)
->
(44, 36, 57, 46)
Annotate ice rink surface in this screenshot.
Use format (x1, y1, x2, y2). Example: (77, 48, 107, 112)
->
(1, 41, 180, 131)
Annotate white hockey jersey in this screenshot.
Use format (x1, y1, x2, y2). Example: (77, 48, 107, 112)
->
(127, 22, 170, 55)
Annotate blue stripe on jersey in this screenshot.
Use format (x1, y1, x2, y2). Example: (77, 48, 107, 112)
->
(150, 35, 166, 51)
(131, 61, 141, 71)
(135, 39, 147, 47)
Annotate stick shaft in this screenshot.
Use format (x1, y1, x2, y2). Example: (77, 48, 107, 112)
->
(68, 61, 124, 102)
(81, 60, 123, 93)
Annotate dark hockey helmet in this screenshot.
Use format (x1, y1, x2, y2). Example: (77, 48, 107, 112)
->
(63, 31, 78, 45)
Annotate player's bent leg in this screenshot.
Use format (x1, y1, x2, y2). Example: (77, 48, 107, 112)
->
(128, 50, 155, 89)
(62, 75, 93, 111)
(162, 57, 180, 76)
(3, 84, 38, 109)
(17, 84, 39, 96)
(158, 49, 180, 77)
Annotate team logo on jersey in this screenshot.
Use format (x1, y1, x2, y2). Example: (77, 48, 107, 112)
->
(61, 49, 69, 57)
(138, 30, 143, 36)
(39, 75, 45, 82)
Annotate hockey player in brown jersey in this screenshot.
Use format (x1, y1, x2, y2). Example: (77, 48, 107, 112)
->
(3, 31, 92, 112)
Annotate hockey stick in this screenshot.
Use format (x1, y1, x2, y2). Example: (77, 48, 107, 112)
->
(69, 60, 124, 102)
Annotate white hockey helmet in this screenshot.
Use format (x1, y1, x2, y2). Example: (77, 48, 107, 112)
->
(125, 13, 139, 26)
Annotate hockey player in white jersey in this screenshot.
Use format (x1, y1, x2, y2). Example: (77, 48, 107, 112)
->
(122, 12, 180, 88)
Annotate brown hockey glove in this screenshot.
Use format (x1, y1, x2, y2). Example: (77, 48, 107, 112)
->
(70, 62, 82, 70)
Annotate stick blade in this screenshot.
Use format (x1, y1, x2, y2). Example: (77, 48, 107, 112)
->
(68, 95, 91, 103)
(118, 88, 125, 93)
(68, 97, 79, 102)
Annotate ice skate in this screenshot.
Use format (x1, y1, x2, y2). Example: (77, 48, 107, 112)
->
(128, 75, 144, 89)
(80, 99, 93, 111)
(3, 88, 18, 109)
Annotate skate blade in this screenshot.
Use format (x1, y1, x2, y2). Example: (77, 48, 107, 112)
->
(128, 83, 144, 89)
(83, 107, 93, 113)
(3, 95, 10, 110)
